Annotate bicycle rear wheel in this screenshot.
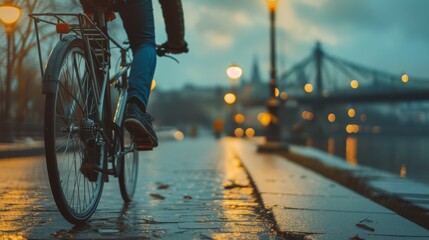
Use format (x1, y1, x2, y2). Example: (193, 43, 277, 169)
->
(119, 127, 138, 202)
(44, 36, 105, 224)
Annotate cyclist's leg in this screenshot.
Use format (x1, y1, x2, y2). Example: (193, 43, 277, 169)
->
(119, 0, 156, 107)
(118, 0, 158, 148)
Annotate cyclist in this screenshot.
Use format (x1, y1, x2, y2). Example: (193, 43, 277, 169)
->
(80, 0, 188, 149)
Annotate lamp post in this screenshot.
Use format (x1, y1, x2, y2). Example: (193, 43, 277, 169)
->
(226, 64, 242, 136)
(265, 0, 281, 142)
(0, 2, 22, 142)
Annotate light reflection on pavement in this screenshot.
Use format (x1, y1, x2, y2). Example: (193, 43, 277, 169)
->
(0, 137, 282, 239)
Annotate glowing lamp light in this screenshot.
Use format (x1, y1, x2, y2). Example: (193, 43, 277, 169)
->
(245, 128, 255, 138)
(257, 112, 271, 126)
(174, 131, 184, 141)
(328, 113, 336, 123)
(266, 0, 278, 11)
(301, 111, 314, 120)
(274, 87, 280, 97)
(346, 124, 360, 134)
(401, 74, 409, 83)
(348, 108, 356, 118)
(226, 64, 243, 81)
(234, 128, 244, 137)
(234, 113, 245, 124)
(150, 79, 156, 91)
(0, 4, 22, 27)
(224, 93, 236, 105)
(304, 83, 313, 93)
(350, 79, 359, 89)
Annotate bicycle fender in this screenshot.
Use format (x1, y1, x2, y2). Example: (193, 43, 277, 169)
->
(42, 35, 80, 94)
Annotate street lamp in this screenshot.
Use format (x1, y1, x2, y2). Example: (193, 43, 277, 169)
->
(264, 0, 281, 142)
(0, 2, 22, 142)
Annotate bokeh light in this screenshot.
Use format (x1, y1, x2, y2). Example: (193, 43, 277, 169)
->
(234, 113, 245, 124)
(151, 79, 156, 91)
(348, 108, 356, 118)
(304, 83, 313, 93)
(328, 113, 336, 123)
(234, 128, 244, 137)
(257, 112, 271, 126)
(245, 128, 255, 137)
(401, 74, 409, 83)
(226, 64, 243, 81)
(350, 79, 359, 89)
(224, 93, 236, 104)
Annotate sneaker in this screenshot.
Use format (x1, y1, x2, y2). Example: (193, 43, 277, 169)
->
(124, 103, 158, 150)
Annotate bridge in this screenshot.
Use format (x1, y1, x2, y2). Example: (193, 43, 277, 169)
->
(279, 42, 429, 104)
(236, 42, 429, 137)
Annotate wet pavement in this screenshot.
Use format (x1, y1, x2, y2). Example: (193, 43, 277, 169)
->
(285, 144, 429, 230)
(0, 138, 281, 239)
(234, 139, 429, 240)
(2, 136, 429, 239)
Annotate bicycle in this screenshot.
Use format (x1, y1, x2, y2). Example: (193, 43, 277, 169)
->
(29, 5, 161, 225)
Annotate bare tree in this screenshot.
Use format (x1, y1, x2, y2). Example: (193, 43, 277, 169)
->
(0, 0, 80, 135)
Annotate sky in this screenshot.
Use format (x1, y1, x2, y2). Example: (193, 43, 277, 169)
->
(52, 0, 429, 90)
(148, 0, 429, 91)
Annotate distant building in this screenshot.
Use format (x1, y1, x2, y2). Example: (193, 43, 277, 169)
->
(236, 57, 270, 134)
(240, 56, 269, 105)
(148, 57, 272, 136)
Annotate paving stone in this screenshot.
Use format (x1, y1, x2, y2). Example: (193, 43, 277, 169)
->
(0, 138, 281, 239)
(235, 138, 429, 238)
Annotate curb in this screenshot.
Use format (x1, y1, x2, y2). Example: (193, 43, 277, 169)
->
(0, 148, 45, 159)
(281, 145, 429, 230)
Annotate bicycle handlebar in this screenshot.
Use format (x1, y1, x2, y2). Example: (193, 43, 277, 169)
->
(156, 44, 188, 57)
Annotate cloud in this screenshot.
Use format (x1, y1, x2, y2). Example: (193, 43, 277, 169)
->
(183, 1, 263, 50)
(202, 31, 233, 48)
(152, 0, 429, 90)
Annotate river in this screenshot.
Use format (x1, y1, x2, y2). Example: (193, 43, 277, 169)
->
(310, 134, 429, 185)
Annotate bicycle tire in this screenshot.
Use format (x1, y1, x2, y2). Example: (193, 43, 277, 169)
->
(44, 35, 105, 224)
(119, 126, 138, 202)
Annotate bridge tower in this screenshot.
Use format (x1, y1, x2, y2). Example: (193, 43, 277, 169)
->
(314, 42, 323, 97)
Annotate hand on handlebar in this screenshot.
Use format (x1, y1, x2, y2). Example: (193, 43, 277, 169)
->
(156, 41, 189, 57)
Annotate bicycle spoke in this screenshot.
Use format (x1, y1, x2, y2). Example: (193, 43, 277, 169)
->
(45, 38, 105, 223)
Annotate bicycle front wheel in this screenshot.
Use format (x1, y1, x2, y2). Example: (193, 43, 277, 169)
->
(119, 128, 138, 202)
(44, 36, 105, 224)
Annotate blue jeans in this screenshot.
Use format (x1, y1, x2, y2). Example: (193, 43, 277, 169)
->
(119, 0, 156, 108)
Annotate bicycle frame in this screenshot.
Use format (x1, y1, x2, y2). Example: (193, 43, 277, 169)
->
(29, 12, 132, 174)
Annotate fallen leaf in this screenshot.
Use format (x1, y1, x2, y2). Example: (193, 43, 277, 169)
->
(52, 230, 74, 238)
(157, 183, 170, 190)
(150, 193, 165, 200)
(183, 195, 192, 200)
(356, 223, 375, 232)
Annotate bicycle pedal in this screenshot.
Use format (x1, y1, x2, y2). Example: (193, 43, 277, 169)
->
(136, 144, 153, 151)
(135, 137, 154, 151)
